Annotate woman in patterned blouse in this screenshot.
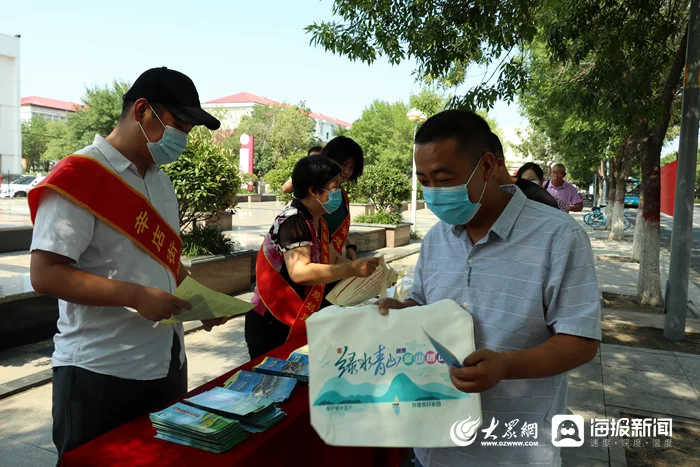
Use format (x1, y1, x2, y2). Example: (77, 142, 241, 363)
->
(246, 156, 379, 359)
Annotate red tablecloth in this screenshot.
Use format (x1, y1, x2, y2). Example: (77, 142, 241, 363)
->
(61, 338, 406, 467)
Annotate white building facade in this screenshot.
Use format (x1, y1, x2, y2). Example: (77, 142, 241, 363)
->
(202, 92, 351, 142)
(0, 33, 21, 175)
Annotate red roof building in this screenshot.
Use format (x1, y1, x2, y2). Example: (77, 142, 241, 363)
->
(203, 92, 351, 143)
(20, 96, 80, 122)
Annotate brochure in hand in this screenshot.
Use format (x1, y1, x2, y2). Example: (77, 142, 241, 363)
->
(149, 402, 247, 454)
(253, 352, 309, 383)
(185, 387, 286, 433)
(223, 370, 297, 403)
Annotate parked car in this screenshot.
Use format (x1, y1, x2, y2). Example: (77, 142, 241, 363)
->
(0, 174, 44, 198)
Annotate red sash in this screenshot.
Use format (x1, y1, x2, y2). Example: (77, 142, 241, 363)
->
(256, 216, 330, 342)
(28, 155, 181, 279)
(331, 188, 351, 253)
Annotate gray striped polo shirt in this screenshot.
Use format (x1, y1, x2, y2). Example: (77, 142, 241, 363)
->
(410, 185, 601, 467)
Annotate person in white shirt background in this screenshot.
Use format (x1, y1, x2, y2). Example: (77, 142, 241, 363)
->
(28, 67, 228, 464)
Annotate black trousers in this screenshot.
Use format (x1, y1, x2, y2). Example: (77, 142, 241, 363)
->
(245, 309, 290, 360)
(52, 332, 187, 465)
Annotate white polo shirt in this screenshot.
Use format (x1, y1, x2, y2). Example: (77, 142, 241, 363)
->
(30, 135, 185, 380)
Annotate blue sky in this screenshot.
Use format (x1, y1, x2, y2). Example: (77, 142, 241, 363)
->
(1, 0, 525, 128)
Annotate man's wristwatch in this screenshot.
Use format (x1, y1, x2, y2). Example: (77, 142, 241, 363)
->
(346, 244, 357, 252)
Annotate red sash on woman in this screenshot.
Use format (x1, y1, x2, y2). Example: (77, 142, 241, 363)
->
(27, 155, 182, 279)
(255, 217, 330, 342)
(331, 188, 351, 253)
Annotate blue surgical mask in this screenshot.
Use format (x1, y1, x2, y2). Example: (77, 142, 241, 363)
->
(138, 105, 188, 165)
(318, 188, 343, 214)
(423, 158, 487, 225)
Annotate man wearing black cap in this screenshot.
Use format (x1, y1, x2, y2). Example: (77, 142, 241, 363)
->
(27, 67, 225, 462)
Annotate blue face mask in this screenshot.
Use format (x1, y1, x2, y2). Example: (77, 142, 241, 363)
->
(138, 105, 188, 165)
(423, 158, 487, 225)
(319, 188, 343, 214)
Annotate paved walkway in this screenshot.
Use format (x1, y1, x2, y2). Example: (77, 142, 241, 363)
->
(1, 201, 699, 466)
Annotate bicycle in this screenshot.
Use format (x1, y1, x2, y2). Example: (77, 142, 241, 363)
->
(584, 205, 631, 230)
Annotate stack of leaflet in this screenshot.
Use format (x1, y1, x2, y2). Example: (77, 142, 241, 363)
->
(150, 402, 247, 453)
(253, 352, 309, 384)
(186, 387, 286, 433)
(223, 370, 297, 403)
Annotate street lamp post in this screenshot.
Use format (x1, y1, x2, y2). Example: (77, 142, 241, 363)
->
(665, 0, 700, 340)
(407, 108, 427, 233)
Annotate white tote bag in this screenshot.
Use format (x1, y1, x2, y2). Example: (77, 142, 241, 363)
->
(306, 299, 482, 447)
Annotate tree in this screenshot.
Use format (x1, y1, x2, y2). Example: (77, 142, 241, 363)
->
(224, 104, 315, 176)
(307, 0, 537, 109)
(349, 162, 412, 224)
(43, 120, 76, 167)
(346, 88, 494, 173)
(543, 1, 688, 306)
(409, 86, 447, 117)
(263, 150, 307, 201)
(347, 99, 414, 171)
(162, 128, 242, 233)
(68, 79, 130, 148)
(21, 115, 49, 171)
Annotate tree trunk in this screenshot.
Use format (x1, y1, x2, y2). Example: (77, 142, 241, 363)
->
(631, 181, 645, 262)
(597, 160, 605, 206)
(637, 136, 663, 306)
(609, 151, 633, 241)
(636, 24, 686, 306)
(604, 158, 618, 230)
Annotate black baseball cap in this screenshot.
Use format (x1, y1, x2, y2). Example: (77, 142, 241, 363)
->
(124, 67, 220, 130)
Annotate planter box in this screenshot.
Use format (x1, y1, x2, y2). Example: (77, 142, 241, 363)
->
(354, 223, 412, 248)
(236, 194, 263, 203)
(182, 249, 256, 295)
(204, 212, 232, 231)
(407, 201, 425, 211)
(347, 226, 386, 252)
(182, 212, 233, 233)
(385, 223, 411, 248)
(349, 203, 376, 219)
(401, 201, 426, 211)
(0, 226, 33, 253)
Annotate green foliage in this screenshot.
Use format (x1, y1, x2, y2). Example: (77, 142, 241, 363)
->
(410, 229, 423, 240)
(516, 0, 688, 208)
(68, 80, 130, 148)
(240, 172, 258, 185)
(346, 99, 414, 171)
(660, 152, 677, 167)
(345, 90, 501, 174)
(21, 115, 49, 171)
(181, 225, 236, 257)
(20, 80, 128, 169)
(224, 104, 315, 176)
(162, 128, 242, 232)
(408, 87, 447, 118)
(352, 163, 412, 216)
(43, 120, 76, 165)
(355, 211, 404, 225)
(306, 0, 536, 109)
(264, 150, 307, 201)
